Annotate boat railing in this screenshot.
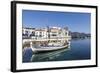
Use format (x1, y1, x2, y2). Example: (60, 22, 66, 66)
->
(23, 36, 71, 43)
(23, 36, 71, 39)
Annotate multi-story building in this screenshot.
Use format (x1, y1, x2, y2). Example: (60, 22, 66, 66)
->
(23, 27, 70, 39)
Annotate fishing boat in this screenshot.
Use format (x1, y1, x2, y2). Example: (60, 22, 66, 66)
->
(31, 43, 70, 53)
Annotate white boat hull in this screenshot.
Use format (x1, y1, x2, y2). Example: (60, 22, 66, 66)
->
(31, 45, 68, 53)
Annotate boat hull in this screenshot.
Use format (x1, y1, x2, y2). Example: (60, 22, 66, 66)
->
(31, 45, 68, 53)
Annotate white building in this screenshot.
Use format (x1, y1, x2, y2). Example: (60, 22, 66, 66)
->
(23, 26, 71, 47)
(23, 27, 70, 39)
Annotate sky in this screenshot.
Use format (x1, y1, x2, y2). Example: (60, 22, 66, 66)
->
(22, 10, 91, 33)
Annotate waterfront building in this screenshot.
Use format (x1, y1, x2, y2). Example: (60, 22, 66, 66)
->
(22, 26, 71, 52)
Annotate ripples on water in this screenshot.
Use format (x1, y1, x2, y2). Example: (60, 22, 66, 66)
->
(23, 39, 91, 63)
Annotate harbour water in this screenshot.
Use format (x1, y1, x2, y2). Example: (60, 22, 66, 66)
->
(23, 38, 91, 62)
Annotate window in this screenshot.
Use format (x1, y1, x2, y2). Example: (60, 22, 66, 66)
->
(30, 31, 35, 36)
(52, 34, 57, 36)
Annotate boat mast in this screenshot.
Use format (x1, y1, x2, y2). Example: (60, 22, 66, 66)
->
(47, 26, 50, 43)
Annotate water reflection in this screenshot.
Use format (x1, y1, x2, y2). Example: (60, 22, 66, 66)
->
(31, 47, 70, 62)
(23, 39, 90, 62)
